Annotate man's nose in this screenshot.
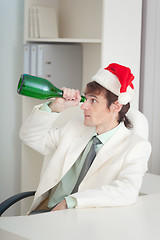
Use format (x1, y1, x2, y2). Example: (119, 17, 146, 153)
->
(81, 100, 89, 110)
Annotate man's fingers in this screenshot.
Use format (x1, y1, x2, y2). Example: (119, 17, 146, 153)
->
(62, 88, 80, 101)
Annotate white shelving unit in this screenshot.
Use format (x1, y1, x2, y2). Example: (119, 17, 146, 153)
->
(20, 0, 143, 214)
(24, 0, 103, 91)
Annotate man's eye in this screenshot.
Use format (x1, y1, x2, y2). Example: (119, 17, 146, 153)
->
(91, 99, 96, 103)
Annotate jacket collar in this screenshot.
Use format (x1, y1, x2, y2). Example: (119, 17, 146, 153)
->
(81, 122, 131, 181)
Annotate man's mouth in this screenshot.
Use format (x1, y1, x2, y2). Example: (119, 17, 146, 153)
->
(84, 113, 90, 118)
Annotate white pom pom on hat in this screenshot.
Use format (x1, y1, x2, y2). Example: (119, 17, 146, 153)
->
(91, 63, 135, 105)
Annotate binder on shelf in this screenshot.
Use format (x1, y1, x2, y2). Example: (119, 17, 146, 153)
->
(29, 7, 34, 38)
(37, 45, 43, 77)
(37, 6, 58, 38)
(23, 43, 82, 91)
(36, 44, 82, 91)
(23, 44, 31, 74)
(30, 45, 37, 75)
(33, 6, 39, 38)
(28, 5, 58, 39)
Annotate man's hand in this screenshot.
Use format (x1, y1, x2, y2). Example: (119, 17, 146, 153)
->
(49, 88, 81, 112)
(51, 199, 67, 212)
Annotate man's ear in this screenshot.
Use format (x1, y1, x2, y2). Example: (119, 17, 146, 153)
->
(111, 100, 123, 113)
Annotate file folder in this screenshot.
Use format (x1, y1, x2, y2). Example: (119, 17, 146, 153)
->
(30, 45, 37, 75)
(37, 44, 82, 91)
(23, 45, 31, 74)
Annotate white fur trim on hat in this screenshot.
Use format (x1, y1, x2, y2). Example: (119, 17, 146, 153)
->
(118, 86, 135, 105)
(92, 68, 121, 96)
(92, 68, 135, 105)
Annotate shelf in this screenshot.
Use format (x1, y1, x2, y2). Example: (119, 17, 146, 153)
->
(24, 0, 102, 43)
(27, 38, 102, 44)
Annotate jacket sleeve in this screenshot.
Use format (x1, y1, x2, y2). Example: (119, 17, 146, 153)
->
(19, 104, 64, 156)
(71, 140, 151, 208)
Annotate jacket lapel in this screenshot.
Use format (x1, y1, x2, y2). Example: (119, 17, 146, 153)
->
(83, 123, 131, 181)
(62, 126, 95, 176)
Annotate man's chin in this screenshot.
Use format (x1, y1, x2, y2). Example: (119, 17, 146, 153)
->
(83, 120, 93, 127)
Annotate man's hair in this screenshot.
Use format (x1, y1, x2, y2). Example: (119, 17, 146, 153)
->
(84, 81, 133, 129)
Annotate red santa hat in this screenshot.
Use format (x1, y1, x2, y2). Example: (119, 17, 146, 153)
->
(91, 63, 135, 105)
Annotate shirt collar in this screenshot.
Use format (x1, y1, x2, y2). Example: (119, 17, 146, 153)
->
(95, 122, 122, 145)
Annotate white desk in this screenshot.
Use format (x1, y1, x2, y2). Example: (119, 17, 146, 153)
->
(0, 193, 160, 240)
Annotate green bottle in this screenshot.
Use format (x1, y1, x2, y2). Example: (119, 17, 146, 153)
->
(17, 74, 85, 102)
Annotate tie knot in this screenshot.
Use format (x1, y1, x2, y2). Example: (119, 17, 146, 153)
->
(92, 136, 101, 146)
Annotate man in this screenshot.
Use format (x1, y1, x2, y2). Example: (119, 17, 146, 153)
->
(19, 63, 151, 214)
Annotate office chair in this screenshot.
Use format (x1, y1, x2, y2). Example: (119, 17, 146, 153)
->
(0, 191, 36, 216)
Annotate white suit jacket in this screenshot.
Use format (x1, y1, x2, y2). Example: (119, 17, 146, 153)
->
(19, 105, 151, 211)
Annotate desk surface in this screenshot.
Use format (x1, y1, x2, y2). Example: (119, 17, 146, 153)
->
(0, 193, 160, 240)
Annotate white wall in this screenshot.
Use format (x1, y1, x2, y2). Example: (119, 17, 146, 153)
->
(140, 0, 160, 174)
(102, 0, 142, 109)
(0, 0, 24, 216)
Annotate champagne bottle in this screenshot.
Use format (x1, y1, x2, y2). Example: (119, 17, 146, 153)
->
(17, 74, 85, 102)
